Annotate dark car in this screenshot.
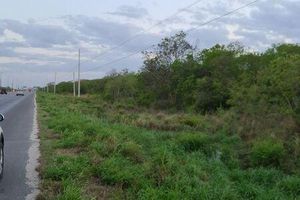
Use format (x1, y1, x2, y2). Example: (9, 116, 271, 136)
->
(0, 88, 7, 95)
(0, 114, 4, 179)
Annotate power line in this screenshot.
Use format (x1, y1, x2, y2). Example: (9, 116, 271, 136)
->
(82, 0, 260, 73)
(80, 0, 204, 65)
(83, 51, 142, 73)
(188, 0, 260, 32)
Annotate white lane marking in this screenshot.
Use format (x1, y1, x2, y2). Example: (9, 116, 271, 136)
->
(25, 94, 40, 200)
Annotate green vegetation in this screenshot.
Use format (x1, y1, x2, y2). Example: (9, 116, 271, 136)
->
(38, 31, 300, 199)
(250, 138, 285, 168)
(37, 92, 299, 199)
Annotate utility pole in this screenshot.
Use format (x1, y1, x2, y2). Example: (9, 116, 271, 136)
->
(11, 80, 14, 92)
(78, 49, 81, 97)
(46, 77, 49, 93)
(54, 72, 57, 94)
(0, 73, 2, 88)
(73, 71, 76, 97)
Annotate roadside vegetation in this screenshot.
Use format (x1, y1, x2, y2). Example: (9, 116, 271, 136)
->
(38, 31, 300, 199)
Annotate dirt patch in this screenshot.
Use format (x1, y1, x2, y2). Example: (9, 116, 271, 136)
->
(55, 148, 82, 157)
(85, 177, 115, 200)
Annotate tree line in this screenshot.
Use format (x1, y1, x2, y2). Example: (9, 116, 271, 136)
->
(53, 31, 298, 117)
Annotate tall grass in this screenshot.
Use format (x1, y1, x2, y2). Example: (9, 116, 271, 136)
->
(37, 93, 300, 199)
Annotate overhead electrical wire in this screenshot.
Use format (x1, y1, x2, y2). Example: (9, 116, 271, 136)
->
(82, 0, 260, 73)
(80, 0, 204, 66)
(3, 1, 204, 79)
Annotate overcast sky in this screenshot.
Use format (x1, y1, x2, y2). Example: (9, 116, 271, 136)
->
(0, 0, 299, 87)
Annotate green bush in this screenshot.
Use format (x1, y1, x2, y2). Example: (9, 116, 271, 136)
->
(94, 156, 145, 187)
(120, 141, 144, 163)
(278, 176, 300, 197)
(83, 123, 98, 136)
(48, 113, 89, 133)
(44, 156, 90, 181)
(177, 133, 214, 155)
(58, 179, 82, 200)
(57, 130, 90, 149)
(230, 168, 285, 199)
(220, 146, 239, 169)
(148, 146, 179, 186)
(250, 138, 285, 167)
(180, 115, 201, 127)
(90, 136, 120, 157)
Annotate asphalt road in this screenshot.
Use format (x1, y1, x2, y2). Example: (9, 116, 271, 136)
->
(0, 92, 39, 200)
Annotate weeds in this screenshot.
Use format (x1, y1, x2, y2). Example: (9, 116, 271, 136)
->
(37, 93, 300, 199)
(250, 138, 285, 168)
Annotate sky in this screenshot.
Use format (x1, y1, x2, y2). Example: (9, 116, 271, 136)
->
(0, 0, 299, 87)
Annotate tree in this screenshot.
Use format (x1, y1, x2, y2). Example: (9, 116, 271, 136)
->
(104, 72, 138, 102)
(189, 43, 244, 112)
(139, 31, 194, 107)
(229, 53, 300, 140)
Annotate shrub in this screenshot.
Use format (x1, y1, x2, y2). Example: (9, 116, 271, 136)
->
(230, 168, 285, 199)
(278, 176, 300, 197)
(120, 141, 144, 163)
(48, 113, 89, 133)
(250, 138, 285, 167)
(148, 146, 178, 186)
(94, 156, 145, 187)
(57, 130, 90, 149)
(83, 123, 98, 136)
(58, 179, 82, 200)
(220, 146, 239, 169)
(44, 156, 90, 181)
(90, 136, 120, 157)
(177, 133, 214, 155)
(181, 115, 200, 127)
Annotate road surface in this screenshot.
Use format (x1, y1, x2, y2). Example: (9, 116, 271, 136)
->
(0, 92, 40, 200)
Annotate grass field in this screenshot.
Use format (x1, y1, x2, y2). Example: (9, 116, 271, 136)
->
(36, 93, 300, 200)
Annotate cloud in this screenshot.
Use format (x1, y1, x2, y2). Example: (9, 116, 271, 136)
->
(0, 56, 60, 65)
(0, 0, 299, 86)
(107, 5, 149, 18)
(0, 19, 77, 48)
(0, 29, 25, 43)
(187, 26, 229, 48)
(245, 0, 300, 40)
(0, 47, 17, 57)
(65, 15, 161, 52)
(186, 0, 299, 50)
(14, 47, 78, 60)
(0, 15, 157, 86)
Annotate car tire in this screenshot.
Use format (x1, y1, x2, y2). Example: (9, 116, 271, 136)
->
(0, 142, 3, 179)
